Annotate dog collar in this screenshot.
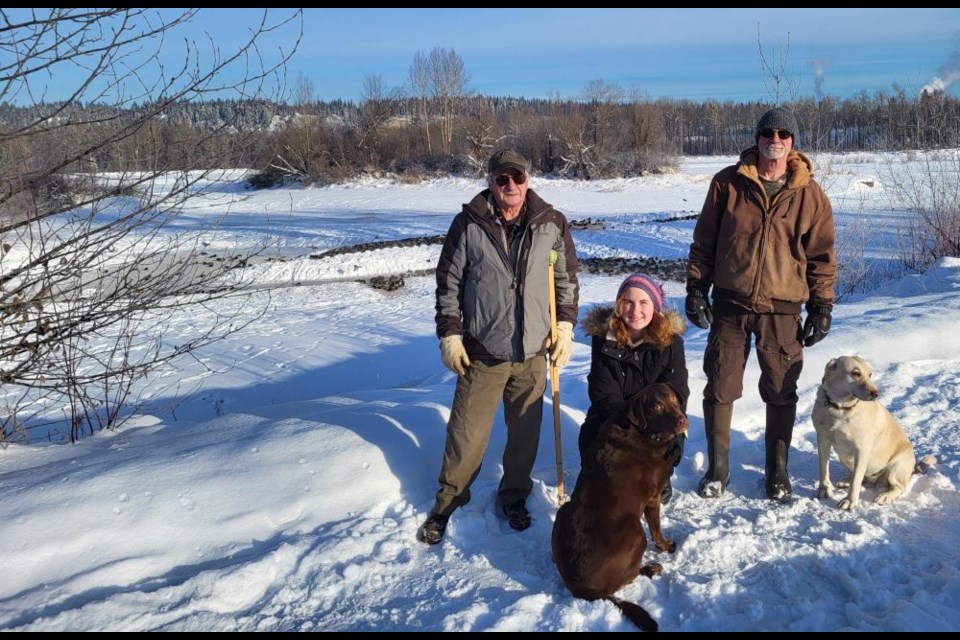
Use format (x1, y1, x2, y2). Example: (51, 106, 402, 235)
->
(823, 390, 859, 411)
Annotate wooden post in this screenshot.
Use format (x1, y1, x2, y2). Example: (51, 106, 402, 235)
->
(547, 250, 565, 505)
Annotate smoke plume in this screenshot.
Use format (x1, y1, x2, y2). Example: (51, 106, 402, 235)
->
(920, 35, 960, 96)
(811, 58, 825, 103)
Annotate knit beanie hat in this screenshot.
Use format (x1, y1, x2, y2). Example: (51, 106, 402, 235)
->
(616, 273, 665, 312)
(755, 107, 799, 141)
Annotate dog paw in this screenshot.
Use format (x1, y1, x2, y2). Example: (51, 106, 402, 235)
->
(816, 486, 833, 499)
(838, 498, 857, 511)
(875, 491, 900, 505)
(653, 538, 677, 554)
(639, 563, 664, 578)
(916, 455, 937, 474)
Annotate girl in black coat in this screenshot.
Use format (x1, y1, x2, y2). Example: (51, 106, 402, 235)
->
(578, 273, 690, 503)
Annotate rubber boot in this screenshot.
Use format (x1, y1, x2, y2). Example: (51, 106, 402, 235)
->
(661, 433, 685, 505)
(765, 403, 796, 502)
(697, 401, 732, 498)
(660, 477, 673, 505)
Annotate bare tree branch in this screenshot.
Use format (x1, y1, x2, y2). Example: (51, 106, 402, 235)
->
(0, 9, 303, 443)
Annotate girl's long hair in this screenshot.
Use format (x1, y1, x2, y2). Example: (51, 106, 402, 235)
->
(609, 297, 673, 349)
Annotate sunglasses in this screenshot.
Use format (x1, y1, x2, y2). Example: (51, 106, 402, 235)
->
(760, 128, 793, 140)
(494, 172, 527, 186)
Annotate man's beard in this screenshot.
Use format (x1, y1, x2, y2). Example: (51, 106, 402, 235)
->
(760, 145, 787, 160)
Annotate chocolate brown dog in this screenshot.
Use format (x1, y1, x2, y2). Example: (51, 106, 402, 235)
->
(551, 382, 688, 632)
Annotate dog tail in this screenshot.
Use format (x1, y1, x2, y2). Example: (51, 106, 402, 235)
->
(914, 455, 937, 475)
(606, 596, 658, 632)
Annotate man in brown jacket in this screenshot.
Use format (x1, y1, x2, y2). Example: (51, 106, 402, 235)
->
(685, 107, 837, 502)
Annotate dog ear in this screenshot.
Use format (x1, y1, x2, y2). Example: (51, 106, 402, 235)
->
(624, 392, 647, 431)
(823, 358, 837, 382)
(662, 382, 684, 408)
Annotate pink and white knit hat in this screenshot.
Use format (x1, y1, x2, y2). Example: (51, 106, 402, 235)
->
(616, 273, 665, 312)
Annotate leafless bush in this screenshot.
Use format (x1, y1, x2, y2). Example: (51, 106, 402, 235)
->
(0, 9, 302, 444)
(883, 149, 960, 272)
(833, 199, 878, 300)
(548, 97, 597, 179)
(464, 97, 503, 177)
(246, 166, 289, 190)
(757, 27, 801, 105)
(813, 154, 905, 299)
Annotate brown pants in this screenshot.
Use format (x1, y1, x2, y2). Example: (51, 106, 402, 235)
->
(433, 357, 547, 515)
(703, 312, 804, 406)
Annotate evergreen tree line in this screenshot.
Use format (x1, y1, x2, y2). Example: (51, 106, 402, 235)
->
(2, 86, 958, 186)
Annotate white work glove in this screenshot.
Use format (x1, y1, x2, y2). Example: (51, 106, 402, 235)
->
(440, 335, 471, 375)
(550, 321, 574, 369)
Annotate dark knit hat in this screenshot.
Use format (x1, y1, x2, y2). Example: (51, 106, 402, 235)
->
(756, 107, 799, 141)
(488, 149, 529, 175)
(616, 273, 665, 312)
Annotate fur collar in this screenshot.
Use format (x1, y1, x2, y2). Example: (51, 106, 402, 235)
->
(581, 304, 685, 345)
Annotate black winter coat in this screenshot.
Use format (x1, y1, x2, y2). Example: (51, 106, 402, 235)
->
(578, 305, 690, 460)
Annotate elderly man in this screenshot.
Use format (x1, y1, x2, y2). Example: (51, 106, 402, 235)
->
(685, 107, 837, 502)
(418, 149, 580, 544)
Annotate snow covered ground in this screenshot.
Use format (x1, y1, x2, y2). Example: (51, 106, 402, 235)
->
(1, 152, 958, 631)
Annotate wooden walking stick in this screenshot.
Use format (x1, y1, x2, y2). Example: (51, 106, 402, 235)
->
(547, 249, 566, 505)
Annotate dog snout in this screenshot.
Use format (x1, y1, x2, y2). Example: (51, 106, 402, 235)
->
(869, 388, 879, 399)
(674, 414, 688, 434)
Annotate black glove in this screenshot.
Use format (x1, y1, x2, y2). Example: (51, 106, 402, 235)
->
(684, 284, 714, 330)
(664, 433, 686, 468)
(802, 303, 833, 347)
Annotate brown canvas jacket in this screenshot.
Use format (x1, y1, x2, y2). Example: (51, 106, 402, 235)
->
(687, 148, 837, 313)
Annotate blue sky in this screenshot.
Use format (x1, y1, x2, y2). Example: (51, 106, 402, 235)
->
(8, 9, 960, 105)
(250, 8, 959, 102)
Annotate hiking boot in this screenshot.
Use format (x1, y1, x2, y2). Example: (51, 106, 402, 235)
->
(501, 500, 531, 531)
(660, 477, 674, 505)
(416, 512, 449, 545)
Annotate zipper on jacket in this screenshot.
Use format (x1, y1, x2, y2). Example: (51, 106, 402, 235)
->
(466, 207, 513, 269)
(749, 182, 795, 308)
(498, 225, 510, 255)
(516, 224, 533, 283)
(749, 182, 769, 308)
(513, 223, 536, 353)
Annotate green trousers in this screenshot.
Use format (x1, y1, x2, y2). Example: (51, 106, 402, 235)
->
(433, 357, 547, 515)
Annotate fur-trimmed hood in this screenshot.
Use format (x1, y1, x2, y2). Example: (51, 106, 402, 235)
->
(581, 304, 685, 342)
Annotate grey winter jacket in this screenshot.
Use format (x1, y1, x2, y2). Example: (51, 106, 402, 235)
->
(435, 188, 579, 362)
